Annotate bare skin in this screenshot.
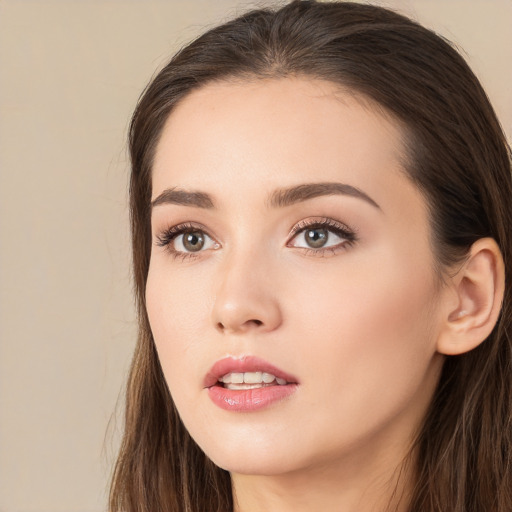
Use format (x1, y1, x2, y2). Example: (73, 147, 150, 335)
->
(147, 77, 460, 511)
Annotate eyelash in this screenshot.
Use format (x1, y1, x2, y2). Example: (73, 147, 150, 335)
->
(287, 217, 358, 257)
(155, 222, 212, 261)
(155, 218, 358, 260)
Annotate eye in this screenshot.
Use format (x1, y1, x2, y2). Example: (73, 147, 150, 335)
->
(288, 218, 357, 252)
(174, 230, 216, 252)
(156, 223, 219, 256)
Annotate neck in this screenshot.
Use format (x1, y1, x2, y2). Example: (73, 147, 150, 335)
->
(231, 435, 417, 512)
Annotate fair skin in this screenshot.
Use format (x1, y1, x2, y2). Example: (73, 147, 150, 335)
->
(145, 77, 504, 512)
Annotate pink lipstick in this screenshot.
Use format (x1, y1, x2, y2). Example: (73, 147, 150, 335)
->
(204, 356, 298, 412)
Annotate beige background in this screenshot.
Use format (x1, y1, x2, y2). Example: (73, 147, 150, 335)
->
(0, 1, 510, 511)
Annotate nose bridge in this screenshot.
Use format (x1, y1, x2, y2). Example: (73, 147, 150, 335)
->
(212, 241, 282, 334)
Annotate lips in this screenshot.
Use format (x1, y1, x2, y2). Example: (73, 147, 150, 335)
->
(204, 355, 298, 388)
(204, 356, 299, 412)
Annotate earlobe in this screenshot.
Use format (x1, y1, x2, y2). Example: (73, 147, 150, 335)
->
(436, 238, 505, 356)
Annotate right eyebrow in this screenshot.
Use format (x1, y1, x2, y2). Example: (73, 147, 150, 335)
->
(151, 188, 214, 209)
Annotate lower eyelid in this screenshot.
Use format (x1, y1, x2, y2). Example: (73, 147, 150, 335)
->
(301, 245, 348, 257)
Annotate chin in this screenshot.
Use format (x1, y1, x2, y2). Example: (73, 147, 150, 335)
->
(194, 430, 305, 476)
(209, 450, 298, 476)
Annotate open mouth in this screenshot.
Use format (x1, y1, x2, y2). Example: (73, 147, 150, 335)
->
(217, 371, 289, 390)
(204, 356, 299, 411)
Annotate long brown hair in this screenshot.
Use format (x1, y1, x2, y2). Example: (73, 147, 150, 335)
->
(110, 2, 512, 511)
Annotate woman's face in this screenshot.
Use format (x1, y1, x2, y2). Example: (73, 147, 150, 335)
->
(146, 77, 446, 476)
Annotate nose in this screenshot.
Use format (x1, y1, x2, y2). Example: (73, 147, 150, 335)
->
(211, 249, 283, 335)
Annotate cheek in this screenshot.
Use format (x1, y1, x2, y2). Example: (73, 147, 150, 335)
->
(294, 243, 436, 338)
(288, 246, 440, 419)
(146, 254, 214, 327)
(145, 262, 212, 388)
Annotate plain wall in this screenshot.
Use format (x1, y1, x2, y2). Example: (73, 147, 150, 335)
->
(0, 1, 510, 511)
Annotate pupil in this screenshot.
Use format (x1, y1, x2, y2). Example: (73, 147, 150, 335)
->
(306, 228, 328, 248)
(183, 231, 205, 252)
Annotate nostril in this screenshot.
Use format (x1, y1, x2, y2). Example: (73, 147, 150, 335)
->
(216, 319, 263, 332)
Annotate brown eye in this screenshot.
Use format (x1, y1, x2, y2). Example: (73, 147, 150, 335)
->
(304, 228, 329, 248)
(156, 223, 220, 256)
(181, 231, 205, 252)
(289, 220, 356, 253)
(169, 228, 218, 254)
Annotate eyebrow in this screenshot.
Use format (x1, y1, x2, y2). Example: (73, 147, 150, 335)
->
(269, 182, 381, 210)
(151, 182, 380, 211)
(151, 188, 214, 209)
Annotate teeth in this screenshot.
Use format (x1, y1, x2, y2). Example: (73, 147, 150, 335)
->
(218, 371, 289, 386)
(230, 373, 244, 384)
(243, 371, 263, 384)
(226, 383, 264, 390)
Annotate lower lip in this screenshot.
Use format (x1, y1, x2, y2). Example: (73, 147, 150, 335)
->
(207, 384, 297, 412)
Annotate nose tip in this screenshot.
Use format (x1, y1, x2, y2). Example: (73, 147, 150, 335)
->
(212, 282, 282, 335)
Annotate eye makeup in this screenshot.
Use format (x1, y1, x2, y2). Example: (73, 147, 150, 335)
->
(154, 215, 358, 261)
(155, 222, 219, 261)
(286, 217, 358, 257)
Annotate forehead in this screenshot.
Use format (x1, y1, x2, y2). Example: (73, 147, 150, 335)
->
(152, 77, 407, 196)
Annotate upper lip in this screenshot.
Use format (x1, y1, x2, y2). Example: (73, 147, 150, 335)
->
(204, 355, 299, 388)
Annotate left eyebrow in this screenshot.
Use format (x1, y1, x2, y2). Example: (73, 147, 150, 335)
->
(268, 182, 381, 210)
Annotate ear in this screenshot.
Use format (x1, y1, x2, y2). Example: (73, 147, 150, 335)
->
(436, 238, 505, 356)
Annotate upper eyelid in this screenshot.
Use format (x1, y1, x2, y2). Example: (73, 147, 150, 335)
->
(288, 218, 356, 237)
(156, 221, 210, 237)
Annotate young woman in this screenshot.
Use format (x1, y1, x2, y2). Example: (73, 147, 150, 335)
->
(110, 1, 512, 511)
